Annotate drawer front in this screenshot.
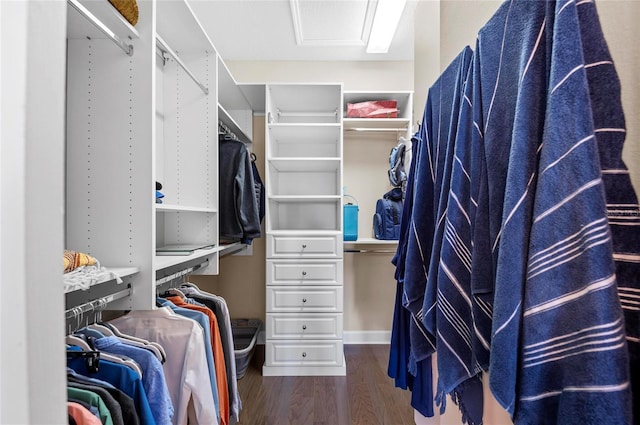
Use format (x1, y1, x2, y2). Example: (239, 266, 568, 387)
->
(266, 340, 344, 366)
(267, 313, 343, 339)
(267, 286, 343, 312)
(267, 234, 342, 258)
(267, 260, 343, 286)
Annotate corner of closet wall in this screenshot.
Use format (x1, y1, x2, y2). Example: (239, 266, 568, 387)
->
(2, 1, 68, 423)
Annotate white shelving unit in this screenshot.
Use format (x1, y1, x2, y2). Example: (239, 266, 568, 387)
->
(264, 84, 346, 376)
(65, 0, 253, 311)
(342, 90, 413, 244)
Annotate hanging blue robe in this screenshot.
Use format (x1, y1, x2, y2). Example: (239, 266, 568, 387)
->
(389, 131, 435, 418)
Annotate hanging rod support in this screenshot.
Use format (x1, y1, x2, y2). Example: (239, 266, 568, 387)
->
(156, 35, 209, 95)
(68, 0, 134, 56)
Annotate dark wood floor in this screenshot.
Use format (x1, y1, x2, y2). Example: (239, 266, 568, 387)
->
(235, 344, 415, 425)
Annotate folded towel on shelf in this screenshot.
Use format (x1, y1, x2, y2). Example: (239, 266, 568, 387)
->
(63, 250, 122, 293)
(64, 250, 97, 273)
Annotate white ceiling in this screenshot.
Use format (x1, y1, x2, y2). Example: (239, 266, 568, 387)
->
(189, 0, 417, 61)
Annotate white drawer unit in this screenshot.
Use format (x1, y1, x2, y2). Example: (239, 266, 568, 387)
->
(267, 259, 343, 286)
(265, 340, 344, 367)
(264, 83, 345, 376)
(267, 314, 343, 339)
(267, 234, 342, 258)
(267, 286, 343, 312)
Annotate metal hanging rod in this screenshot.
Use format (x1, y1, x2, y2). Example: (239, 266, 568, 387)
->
(67, 0, 134, 56)
(65, 287, 132, 320)
(156, 35, 209, 95)
(219, 121, 239, 140)
(345, 127, 408, 132)
(155, 260, 208, 286)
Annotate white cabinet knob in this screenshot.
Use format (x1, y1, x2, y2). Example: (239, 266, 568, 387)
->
(302, 298, 307, 303)
(302, 352, 307, 358)
(302, 244, 307, 249)
(302, 271, 307, 276)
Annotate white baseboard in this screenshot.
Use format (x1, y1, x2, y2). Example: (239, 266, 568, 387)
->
(343, 330, 391, 345)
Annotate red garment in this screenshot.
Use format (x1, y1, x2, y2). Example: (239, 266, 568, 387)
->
(68, 402, 102, 425)
(166, 296, 229, 425)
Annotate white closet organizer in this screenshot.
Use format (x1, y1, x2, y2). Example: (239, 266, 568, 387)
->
(65, 0, 253, 311)
(342, 90, 413, 244)
(264, 84, 346, 376)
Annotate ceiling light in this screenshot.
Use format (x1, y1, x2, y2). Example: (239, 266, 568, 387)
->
(366, 0, 407, 54)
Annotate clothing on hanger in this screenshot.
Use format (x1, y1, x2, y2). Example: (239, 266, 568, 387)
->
(218, 133, 262, 244)
(108, 307, 218, 425)
(162, 295, 230, 425)
(67, 346, 156, 425)
(155, 297, 220, 424)
(180, 283, 242, 422)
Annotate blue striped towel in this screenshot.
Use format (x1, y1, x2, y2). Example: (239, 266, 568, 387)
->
(480, 1, 632, 423)
(576, 1, 640, 421)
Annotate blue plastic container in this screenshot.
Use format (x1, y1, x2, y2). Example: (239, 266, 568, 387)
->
(343, 195, 359, 241)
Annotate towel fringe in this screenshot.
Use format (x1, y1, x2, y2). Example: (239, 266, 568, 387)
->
(435, 388, 447, 415)
(450, 389, 482, 425)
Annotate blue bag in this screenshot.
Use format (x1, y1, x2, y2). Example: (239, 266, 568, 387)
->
(373, 188, 403, 240)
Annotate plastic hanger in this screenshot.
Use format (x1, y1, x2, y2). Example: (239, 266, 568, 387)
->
(67, 333, 143, 377)
(87, 323, 115, 337)
(101, 321, 167, 364)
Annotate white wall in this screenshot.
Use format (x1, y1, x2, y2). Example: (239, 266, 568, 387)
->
(1, 1, 67, 423)
(227, 60, 413, 92)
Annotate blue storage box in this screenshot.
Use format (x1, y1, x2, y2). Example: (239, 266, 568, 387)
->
(343, 196, 359, 241)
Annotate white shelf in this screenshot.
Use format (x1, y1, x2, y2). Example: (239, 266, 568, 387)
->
(268, 123, 341, 130)
(269, 230, 342, 236)
(343, 118, 411, 132)
(155, 246, 220, 271)
(268, 84, 342, 122)
(268, 124, 342, 158)
(270, 195, 341, 202)
(63, 266, 140, 294)
(156, 204, 217, 213)
(344, 238, 399, 245)
(343, 91, 413, 121)
(156, 0, 215, 54)
(219, 104, 252, 144)
(269, 158, 340, 172)
(67, 0, 139, 41)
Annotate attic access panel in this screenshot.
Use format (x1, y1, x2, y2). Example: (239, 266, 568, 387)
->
(290, 0, 376, 46)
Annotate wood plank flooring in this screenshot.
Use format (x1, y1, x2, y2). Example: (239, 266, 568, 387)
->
(235, 344, 415, 425)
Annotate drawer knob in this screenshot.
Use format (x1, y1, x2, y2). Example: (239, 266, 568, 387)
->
(302, 324, 307, 330)
(302, 298, 307, 303)
(302, 271, 307, 276)
(302, 244, 307, 249)
(302, 352, 307, 358)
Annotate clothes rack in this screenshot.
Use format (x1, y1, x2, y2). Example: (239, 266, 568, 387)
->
(218, 121, 239, 141)
(64, 286, 132, 320)
(156, 34, 209, 95)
